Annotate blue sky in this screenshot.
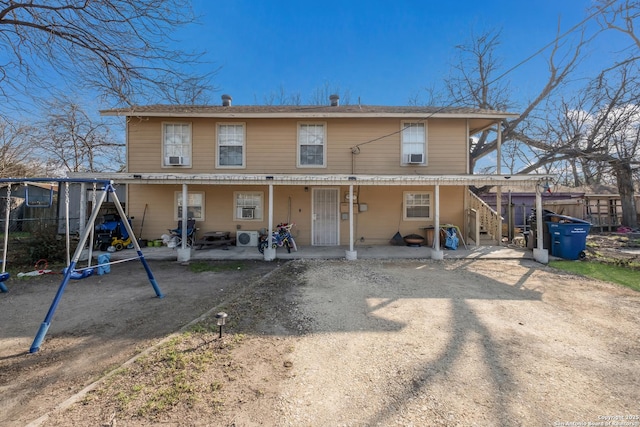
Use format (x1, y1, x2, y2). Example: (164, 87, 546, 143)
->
(178, 0, 620, 107)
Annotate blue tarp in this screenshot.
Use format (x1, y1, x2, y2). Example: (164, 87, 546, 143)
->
(444, 227, 459, 250)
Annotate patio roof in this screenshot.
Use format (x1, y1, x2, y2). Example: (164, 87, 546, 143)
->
(68, 172, 552, 187)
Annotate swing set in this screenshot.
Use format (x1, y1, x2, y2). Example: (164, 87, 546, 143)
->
(0, 178, 163, 353)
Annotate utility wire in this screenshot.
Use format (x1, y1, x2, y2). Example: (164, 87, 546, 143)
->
(351, 0, 614, 151)
(487, 0, 615, 87)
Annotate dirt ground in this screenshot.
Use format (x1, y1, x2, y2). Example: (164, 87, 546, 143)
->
(584, 233, 640, 266)
(1, 249, 639, 426)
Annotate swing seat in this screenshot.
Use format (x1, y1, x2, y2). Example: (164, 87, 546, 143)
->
(0, 272, 9, 291)
(62, 267, 95, 280)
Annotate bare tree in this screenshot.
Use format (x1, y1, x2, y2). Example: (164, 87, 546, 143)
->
(445, 29, 511, 112)
(31, 99, 125, 173)
(257, 83, 351, 106)
(595, 0, 640, 70)
(307, 82, 352, 106)
(587, 68, 640, 227)
(258, 85, 303, 106)
(0, 119, 46, 177)
(0, 0, 215, 108)
(526, 65, 640, 226)
(440, 28, 586, 173)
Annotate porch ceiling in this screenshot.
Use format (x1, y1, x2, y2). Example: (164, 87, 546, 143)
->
(68, 172, 552, 187)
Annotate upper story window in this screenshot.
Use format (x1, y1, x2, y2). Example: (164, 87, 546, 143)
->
(217, 123, 245, 168)
(163, 123, 192, 167)
(401, 122, 427, 166)
(298, 123, 326, 167)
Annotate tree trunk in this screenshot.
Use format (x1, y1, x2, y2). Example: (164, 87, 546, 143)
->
(613, 161, 638, 228)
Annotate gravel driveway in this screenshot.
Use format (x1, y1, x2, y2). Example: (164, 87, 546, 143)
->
(274, 259, 639, 426)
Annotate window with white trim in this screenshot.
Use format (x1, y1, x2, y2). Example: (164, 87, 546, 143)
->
(403, 191, 432, 220)
(298, 123, 326, 167)
(401, 122, 427, 165)
(163, 123, 192, 167)
(234, 191, 263, 220)
(217, 123, 245, 167)
(175, 191, 204, 220)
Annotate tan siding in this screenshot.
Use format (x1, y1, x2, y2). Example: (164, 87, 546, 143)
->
(126, 115, 470, 246)
(127, 121, 163, 172)
(343, 185, 465, 245)
(192, 120, 216, 171)
(127, 184, 178, 241)
(128, 118, 217, 173)
(128, 117, 469, 175)
(427, 119, 467, 174)
(128, 184, 465, 247)
(328, 119, 398, 174)
(246, 120, 298, 174)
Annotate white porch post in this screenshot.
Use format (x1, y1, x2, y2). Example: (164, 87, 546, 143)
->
(533, 184, 549, 264)
(345, 183, 357, 260)
(264, 183, 276, 261)
(177, 183, 191, 262)
(496, 124, 503, 245)
(432, 184, 443, 260)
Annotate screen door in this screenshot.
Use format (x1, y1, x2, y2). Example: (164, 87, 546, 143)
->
(312, 188, 339, 245)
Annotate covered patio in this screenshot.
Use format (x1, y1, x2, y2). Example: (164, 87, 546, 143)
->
(71, 172, 552, 264)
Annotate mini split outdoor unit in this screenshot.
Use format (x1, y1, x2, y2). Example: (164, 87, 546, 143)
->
(236, 230, 259, 247)
(168, 156, 185, 165)
(407, 153, 423, 164)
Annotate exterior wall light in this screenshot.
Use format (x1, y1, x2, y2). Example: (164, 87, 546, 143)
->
(215, 312, 228, 338)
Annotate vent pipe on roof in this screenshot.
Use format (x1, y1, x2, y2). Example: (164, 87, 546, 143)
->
(330, 94, 340, 107)
(221, 94, 232, 107)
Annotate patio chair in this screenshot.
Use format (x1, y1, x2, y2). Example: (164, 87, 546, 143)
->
(168, 219, 197, 248)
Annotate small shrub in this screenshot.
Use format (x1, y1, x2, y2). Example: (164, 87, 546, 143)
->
(25, 225, 72, 264)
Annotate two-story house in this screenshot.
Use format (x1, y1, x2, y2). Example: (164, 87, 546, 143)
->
(77, 95, 550, 262)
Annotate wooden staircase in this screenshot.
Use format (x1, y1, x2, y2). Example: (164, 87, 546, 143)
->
(467, 190, 501, 246)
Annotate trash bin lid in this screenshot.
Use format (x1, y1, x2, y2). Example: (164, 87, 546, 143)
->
(546, 214, 591, 225)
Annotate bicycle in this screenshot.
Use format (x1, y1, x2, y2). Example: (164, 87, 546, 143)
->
(258, 223, 297, 254)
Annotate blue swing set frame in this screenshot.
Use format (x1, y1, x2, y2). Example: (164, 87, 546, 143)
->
(0, 178, 163, 353)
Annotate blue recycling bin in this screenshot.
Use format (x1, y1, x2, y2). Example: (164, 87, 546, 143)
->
(547, 216, 591, 260)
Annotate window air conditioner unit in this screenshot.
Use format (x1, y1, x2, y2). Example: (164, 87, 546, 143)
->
(236, 230, 259, 247)
(168, 156, 185, 166)
(241, 207, 255, 219)
(407, 153, 423, 164)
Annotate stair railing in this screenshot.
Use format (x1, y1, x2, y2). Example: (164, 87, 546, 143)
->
(468, 190, 502, 243)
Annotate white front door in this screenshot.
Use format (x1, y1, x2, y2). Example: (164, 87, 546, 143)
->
(312, 188, 339, 245)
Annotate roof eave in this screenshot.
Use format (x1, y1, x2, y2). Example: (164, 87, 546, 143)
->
(100, 110, 519, 120)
